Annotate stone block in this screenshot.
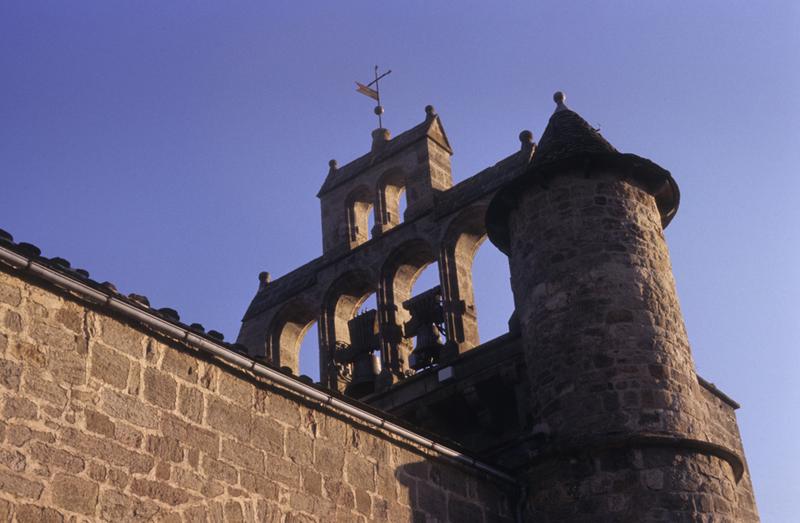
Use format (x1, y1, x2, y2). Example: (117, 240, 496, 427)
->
(90, 343, 130, 389)
(100, 388, 159, 429)
(160, 413, 219, 458)
(51, 473, 98, 515)
(218, 371, 254, 406)
(315, 443, 345, 478)
(98, 489, 159, 523)
(54, 306, 82, 333)
(221, 438, 264, 473)
(285, 429, 313, 465)
(143, 367, 177, 410)
(3, 311, 22, 333)
(202, 456, 238, 485)
(207, 396, 251, 442)
(346, 456, 375, 492)
(6, 424, 53, 447)
(3, 396, 38, 420)
(15, 504, 64, 523)
(0, 281, 22, 306)
(116, 423, 144, 449)
(130, 478, 193, 506)
(48, 350, 86, 385)
(59, 427, 154, 474)
(0, 360, 21, 391)
(240, 470, 280, 498)
(147, 435, 184, 462)
(9, 341, 46, 368)
(88, 461, 106, 481)
(161, 348, 199, 384)
(85, 409, 115, 438)
(22, 374, 67, 408)
(29, 442, 84, 474)
(178, 384, 204, 423)
(250, 414, 284, 456)
(0, 470, 42, 500)
(263, 455, 300, 488)
(99, 316, 144, 358)
(29, 320, 76, 352)
(0, 449, 25, 472)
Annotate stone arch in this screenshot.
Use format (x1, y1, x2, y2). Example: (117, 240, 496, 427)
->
(439, 204, 489, 354)
(345, 185, 373, 248)
(375, 167, 408, 234)
(379, 238, 439, 377)
(267, 299, 318, 374)
(319, 270, 379, 391)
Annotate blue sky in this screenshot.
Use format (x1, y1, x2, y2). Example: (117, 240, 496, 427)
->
(2, 2, 798, 519)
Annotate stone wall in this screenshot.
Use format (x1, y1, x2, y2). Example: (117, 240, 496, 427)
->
(503, 171, 758, 521)
(0, 267, 515, 522)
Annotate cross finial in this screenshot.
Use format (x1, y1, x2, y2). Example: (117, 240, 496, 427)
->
(355, 66, 392, 128)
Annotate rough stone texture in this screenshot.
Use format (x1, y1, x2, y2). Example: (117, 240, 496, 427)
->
(505, 171, 758, 521)
(0, 267, 513, 522)
(236, 111, 534, 394)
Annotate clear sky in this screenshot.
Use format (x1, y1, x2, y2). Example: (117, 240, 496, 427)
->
(2, 2, 798, 520)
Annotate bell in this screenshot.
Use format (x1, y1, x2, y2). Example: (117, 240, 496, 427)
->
(347, 352, 381, 398)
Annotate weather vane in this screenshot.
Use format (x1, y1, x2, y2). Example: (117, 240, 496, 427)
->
(355, 65, 392, 128)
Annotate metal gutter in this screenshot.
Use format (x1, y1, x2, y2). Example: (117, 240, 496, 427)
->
(0, 244, 518, 486)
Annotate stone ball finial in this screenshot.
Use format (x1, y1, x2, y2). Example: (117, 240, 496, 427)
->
(328, 159, 338, 170)
(553, 91, 566, 104)
(425, 105, 436, 117)
(519, 130, 534, 144)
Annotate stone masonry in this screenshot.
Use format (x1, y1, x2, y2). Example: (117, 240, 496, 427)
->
(0, 92, 759, 522)
(0, 267, 514, 522)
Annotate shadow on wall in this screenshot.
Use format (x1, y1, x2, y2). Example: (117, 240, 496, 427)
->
(394, 460, 514, 522)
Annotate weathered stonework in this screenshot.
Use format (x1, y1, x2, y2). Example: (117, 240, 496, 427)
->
(485, 95, 758, 521)
(0, 93, 759, 522)
(0, 268, 514, 521)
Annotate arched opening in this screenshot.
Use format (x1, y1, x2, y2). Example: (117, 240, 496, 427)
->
(471, 240, 513, 342)
(439, 205, 495, 352)
(410, 262, 439, 296)
(268, 300, 317, 375)
(376, 168, 407, 234)
(358, 292, 377, 315)
(379, 239, 438, 376)
(345, 185, 373, 248)
(297, 322, 320, 382)
(321, 271, 380, 395)
(398, 187, 408, 223)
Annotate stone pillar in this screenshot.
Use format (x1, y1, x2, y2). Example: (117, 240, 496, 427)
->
(486, 93, 756, 521)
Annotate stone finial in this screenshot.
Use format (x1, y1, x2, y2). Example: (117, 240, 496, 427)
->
(519, 130, 534, 145)
(328, 159, 338, 173)
(553, 91, 568, 113)
(519, 129, 535, 155)
(371, 128, 391, 152)
(258, 271, 271, 291)
(425, 105, 437, 119)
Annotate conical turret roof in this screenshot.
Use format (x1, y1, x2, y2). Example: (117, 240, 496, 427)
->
(531, 92, 618, 168)
(485, 92, 680, 255)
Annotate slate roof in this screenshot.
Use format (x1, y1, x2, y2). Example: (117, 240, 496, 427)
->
(486, 94, 680, 254)
(531, 102, 618, 168)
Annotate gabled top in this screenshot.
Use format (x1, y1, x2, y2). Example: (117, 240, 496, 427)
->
(317, 106, 452, 197)
(485, 92, 680, 254)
